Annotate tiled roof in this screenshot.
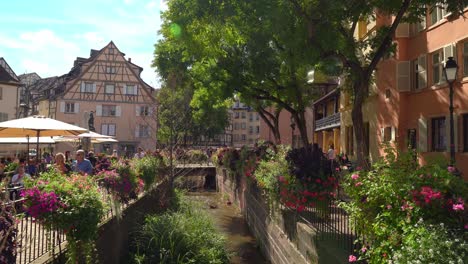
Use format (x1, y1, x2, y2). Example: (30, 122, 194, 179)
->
(0, 57, 20, 84)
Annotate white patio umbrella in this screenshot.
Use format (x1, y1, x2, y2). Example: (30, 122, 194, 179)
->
(0, 115, 87, 160)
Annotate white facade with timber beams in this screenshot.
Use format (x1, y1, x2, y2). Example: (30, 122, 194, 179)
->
(33, 41, 157, 156)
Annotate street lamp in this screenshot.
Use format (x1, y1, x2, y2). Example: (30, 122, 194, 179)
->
(443, 57, 458, 166)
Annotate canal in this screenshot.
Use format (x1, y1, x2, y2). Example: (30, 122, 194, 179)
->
(187, 192, 269, 264)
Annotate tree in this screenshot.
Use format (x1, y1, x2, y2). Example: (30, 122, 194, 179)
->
(155, 0, 325, 146)
(288, 0, 467, 167)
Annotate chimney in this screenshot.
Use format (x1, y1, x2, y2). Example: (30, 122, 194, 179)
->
(128, 58, 132, 62)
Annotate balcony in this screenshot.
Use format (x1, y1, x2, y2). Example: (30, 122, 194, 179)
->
(315, 112, 340, 131)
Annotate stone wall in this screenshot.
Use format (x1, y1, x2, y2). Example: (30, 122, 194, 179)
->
(216, 168, 347, 264)
(96, 179, 172, 264)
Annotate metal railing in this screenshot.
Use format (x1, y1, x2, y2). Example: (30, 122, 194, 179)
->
(315, 112, 340, 131)
(3, 182, 155, 264)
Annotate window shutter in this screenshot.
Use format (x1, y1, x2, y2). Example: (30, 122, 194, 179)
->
(116, 106, 121, 117)
(80, 82, 85, 92)
(123, 85, 127, 95)
(136, 106, 140, 116)
(135, 125, 140, 138)
(443, 44, 457, 62)
(101, 124, 107, 135)
(397, 61, 411, 92)
(445, 114, 459, 152)
(92, 83, 97, 93)
(395, 23, 410, 37)
(135, 85, 138, 95)
(391, 126, 397, 142)
(96, 105, 102, 116)
(418, 55, 427, 89)
(418, 117, 428, 152)
(60, 102, 65, 113)
(381, 127, 385, 142)
(75, 103, 80, 113)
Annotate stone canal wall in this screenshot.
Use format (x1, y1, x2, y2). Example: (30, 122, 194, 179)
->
(216, 168, 344, 264)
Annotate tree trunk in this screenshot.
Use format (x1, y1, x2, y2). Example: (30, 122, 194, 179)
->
(351, 76, 370, 169)
(295, 111, 309, 147)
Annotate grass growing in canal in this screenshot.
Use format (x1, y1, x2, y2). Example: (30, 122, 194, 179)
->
(131, 190, 230, 264)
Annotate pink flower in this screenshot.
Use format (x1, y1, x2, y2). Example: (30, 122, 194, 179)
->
(356, 166, 362, 171)
(351, 174, 359, 180)
(349, 255, 357, 262)
(464, 224, 468, 229)
(453, 203, 464, 211)
(386, 205, 392, 209)
(361, 247, 367, 253)
(278, 176, 285, 182)
(355, 182, 363, 187)
(447, 166, 456, 173)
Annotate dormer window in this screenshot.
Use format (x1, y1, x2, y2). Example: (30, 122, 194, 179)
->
(106, 66, 116, 74)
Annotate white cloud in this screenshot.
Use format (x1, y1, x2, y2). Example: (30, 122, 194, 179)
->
(159, 0, 168, 12)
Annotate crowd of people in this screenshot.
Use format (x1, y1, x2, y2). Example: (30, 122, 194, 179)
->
(0, 147, 157, 201)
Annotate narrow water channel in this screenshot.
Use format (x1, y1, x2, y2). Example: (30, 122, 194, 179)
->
(186, 192, 269, 264)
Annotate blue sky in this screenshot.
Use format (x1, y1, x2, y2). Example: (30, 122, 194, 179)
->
(0, 0, 167, 87)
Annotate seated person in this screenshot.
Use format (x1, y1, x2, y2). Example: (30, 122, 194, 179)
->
(72, 150, 94, 175)
(54, 152, 71, 174)
(10, 166, 31, 200)
(27, 159, 38, 176)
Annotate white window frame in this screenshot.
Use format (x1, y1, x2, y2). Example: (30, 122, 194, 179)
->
(102, 105, 117, 117)
(430, 4, 447, 25)
(140, 106, 149, 116)
(105, 84, 115, 94)
(139, 125, 150, 138)
(84, 82, 94, 93)
(125, 84, 137, 95)
(106, 66, 116, 74)
(101, 123, 116, 136)
(432, 50, 444, 85)
(65, 102, 75, 113)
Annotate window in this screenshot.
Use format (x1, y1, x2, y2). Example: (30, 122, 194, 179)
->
(408, 129, 417, 149)
(101, 123, 116, 136)
(241, 112, 246, 119)
(106, 67, 116, 74)
(430, 4, 447, 25)
(382, 127, 392, 142)
(234, 123, 239, 130)
(249, 126, 253, 134)
(84, 82, 94, 93)
(464, 42, 468, 77)
(105, 84, 115, 94)
(256, 126, 260, 134)
(139, 125, 150, 138)
(140, 106, 149, 116)
(256, 113, 259, 121)
(241, 123, 246, 129)
(109, 48, 114, 54)
(65, 103, 75, 113)
(234, 112, 240, 119)
(431, 117, 446, 151)
(235, 102, 240, 108)
(432, 50, 444, 85)
(102, 105, 117, 117)
(241, 134, 246, 141)
(125, 85, 137, 95)
(0, 112, 8, 121)
(464, 115, 468, 152)
(249, 113, 253, 121)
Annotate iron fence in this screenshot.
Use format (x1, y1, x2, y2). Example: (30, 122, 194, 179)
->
(3, 184, 143, 264)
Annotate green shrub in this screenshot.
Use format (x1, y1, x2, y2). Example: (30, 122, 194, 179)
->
(133, 156, 167, 190)
(132, 192, 229, 264)
(186, 150, 208, 163)
(341, 146, 468, 263)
